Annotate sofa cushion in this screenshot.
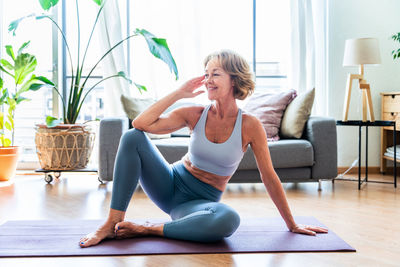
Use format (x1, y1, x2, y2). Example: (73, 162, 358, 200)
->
(152, 137, 314, 170)
(238, 139, 314, 170)
(230, 168, 312, 183)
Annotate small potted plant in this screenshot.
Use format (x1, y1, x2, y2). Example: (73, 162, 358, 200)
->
(392, 32, 400, 60)
(10, 0, 179, 170)
(0, 42, 53, 181)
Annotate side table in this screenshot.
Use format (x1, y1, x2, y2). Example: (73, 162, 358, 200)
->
(336, 120, 397, 189)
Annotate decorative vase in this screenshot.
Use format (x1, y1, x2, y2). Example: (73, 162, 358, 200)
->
(0, 146, 21, 181)
(34, 124, 95, 170)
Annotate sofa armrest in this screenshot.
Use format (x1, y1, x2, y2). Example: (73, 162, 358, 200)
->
(304, 116, 338, 179)
(98, 117, 129, 182)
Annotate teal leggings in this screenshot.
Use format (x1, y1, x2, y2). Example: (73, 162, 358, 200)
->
(110, 129, 240, 242)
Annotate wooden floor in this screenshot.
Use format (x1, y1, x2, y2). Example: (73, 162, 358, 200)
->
(0, 171, 399, 267)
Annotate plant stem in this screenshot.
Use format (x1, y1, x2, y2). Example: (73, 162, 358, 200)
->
(72, 74, 121, 123)
(80, 2, 105, 78)
(69, 0, 81, 123)
(11, 108, 14, 146)
(43, 14, 76, 124)
(80, 33, 138, 91)
(51, 86, 66, 121)
(44, 15, 75, 95)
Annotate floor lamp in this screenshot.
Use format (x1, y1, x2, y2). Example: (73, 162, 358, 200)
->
(342, 38, 381, 122)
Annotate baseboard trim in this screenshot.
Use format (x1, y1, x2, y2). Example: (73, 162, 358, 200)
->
(338, 166, 399, 174)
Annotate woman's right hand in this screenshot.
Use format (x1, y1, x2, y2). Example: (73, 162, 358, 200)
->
(176, 75, 206, 99)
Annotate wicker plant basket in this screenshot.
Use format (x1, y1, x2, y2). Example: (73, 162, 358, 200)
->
(34, 124, 95, 170)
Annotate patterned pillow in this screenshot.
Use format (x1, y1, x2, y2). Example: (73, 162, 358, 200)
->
(244, 89, 297, 141)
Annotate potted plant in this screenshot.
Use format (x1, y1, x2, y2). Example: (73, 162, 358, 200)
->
(10, 0, 179, 170)
(392, 32, 400, 60)
(0, 42, 53, 180)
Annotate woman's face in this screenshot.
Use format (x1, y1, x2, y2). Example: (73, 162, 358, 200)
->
(204, 58, 234, 101)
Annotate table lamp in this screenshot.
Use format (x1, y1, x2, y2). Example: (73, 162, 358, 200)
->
(342, 38, 381, 122)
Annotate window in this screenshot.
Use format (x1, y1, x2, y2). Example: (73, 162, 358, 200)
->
(255, 0, 290, 91)
(128, 0, 252, 104)
(128, 0, 290, 101)
(1, 1, 291, 166)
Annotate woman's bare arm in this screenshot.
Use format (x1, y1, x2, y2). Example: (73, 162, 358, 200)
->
(246, 115, 328, 235)
(132, 75, 205, 134)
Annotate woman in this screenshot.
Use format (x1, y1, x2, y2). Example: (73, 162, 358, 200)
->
(80, 50, 328, 247)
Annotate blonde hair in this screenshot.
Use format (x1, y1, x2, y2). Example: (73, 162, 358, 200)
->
(204, 50, 255, 100)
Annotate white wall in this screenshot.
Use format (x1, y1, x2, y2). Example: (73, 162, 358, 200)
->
(328, 0, 400, 167)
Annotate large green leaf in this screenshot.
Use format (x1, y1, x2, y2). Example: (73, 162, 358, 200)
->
(0, 112, 3, 130)
(5, 45, 15, 61)
(0, 82, 3, 108)
(18, 75, 54, 97)
(14, 53, 37, 85)
(8, 14, 36, 36)
(0, 88, 8, 105)
(28, 83, 48, 91)
(134, 82, 147, 94)
(7, 98, 16, 111)
(5, 138, 11, 147)
(16, 96, 31, 104)
(0, 65, 14, 78)
(38, 0, 60, 11)
(92, 0, 103, 5)
(17, 96, 31, 104)
(17, 41, 31, 55)
(7, 114, 14, 129)
(0, 59, 14, 71)
(5, 121, 12, 131)
(2, 138, 11, 147)
(17, 75, 37, 96)
(45, 115, 62, 128)
(135, 29, 179, 80)
(34, 75, 55, 85)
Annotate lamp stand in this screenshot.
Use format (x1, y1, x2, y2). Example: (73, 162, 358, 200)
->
(342, 65, 375, 122)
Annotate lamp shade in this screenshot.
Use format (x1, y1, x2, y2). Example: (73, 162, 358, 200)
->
(343, 38, 381, 66)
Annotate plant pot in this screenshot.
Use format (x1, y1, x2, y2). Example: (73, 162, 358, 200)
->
(0, 146, 21, 181)
(34, 124, 95, 170)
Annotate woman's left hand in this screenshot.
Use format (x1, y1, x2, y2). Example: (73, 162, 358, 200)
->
(290, 224, 329, 236)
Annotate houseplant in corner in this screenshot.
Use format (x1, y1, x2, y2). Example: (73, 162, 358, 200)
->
(10, 0, 179, 170)
(392, 32, 400, 60)
(0, 42, 53, 180)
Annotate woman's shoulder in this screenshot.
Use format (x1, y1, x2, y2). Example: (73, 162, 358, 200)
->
(174, 104, 206, 129)
(241, 111, 261, 127)
(241, 111, 265, 138)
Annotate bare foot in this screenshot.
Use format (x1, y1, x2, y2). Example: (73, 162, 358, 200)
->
(114, 221, 148, 239)
(79, 222, 117, 248)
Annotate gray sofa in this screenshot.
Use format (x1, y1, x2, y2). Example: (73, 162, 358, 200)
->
(98, 116, 338, 189)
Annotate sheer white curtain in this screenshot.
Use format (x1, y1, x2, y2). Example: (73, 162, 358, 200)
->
(97, 0, 131, 117)
(289, 0, 328, 115)
(129, 0, 252, 103)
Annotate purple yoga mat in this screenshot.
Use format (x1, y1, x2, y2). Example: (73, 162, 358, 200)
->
(0, 216, 355, 257)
